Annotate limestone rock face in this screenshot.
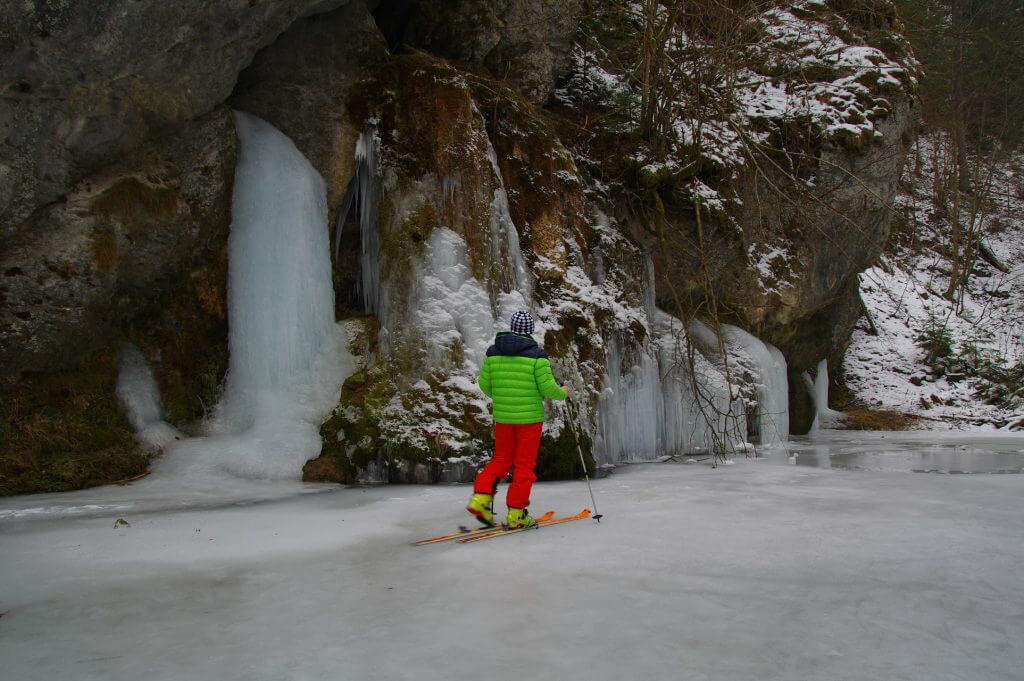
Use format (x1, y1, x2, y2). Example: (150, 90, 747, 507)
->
(0, 105, 234, 496)
(403, 0, 583, 104)
(738, 100, 915, 344)
(0, 0, 354, 236)
(0, 107, 236, 382)
(1, 0, 376, 387)
(1, 0, 920, 492)
(634, 99, 917, 431)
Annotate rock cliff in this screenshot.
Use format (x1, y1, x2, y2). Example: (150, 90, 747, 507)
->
(0, 0, 916, 493)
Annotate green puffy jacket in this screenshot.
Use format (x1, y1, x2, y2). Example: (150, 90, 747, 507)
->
(478, 332, 567, 424)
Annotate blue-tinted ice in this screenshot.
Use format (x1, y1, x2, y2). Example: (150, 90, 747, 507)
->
(779, 430, 1024, 473)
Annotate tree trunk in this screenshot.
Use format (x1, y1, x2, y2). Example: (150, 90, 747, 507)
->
(950, 0, 972, 194)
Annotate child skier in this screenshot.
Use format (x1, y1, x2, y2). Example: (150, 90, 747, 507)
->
(467, 310, 568, 529)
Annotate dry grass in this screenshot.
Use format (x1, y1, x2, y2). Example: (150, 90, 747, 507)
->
(838, 407, 919, 431)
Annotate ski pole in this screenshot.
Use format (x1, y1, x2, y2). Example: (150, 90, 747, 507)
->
(564, 397, 603, 522)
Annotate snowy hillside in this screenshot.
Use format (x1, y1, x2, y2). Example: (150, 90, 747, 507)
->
(844, 136, 1024, 430)
(559, 0, 917, 210)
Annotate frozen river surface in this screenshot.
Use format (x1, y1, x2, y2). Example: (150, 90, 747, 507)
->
(2, 431, 1024, 681)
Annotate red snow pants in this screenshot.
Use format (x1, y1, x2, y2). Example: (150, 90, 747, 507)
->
(473, 422, 543, 509)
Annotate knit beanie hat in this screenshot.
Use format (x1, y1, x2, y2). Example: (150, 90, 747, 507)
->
(510, 310, 535, 335)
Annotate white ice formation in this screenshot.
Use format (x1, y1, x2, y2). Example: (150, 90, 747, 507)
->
(115, 343, 181, 452)
(307, 112, 792, 470)
(722, 325, 790, 447)
(483, 131, 535, 304)
(803, 358, 844, 431)
(158, 111, 352, 481)
(411, 228, 503, 371)
(593, 313, 757, 463)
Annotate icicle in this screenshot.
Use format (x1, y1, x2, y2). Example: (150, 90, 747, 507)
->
(594, 335, 665, 463)
(642, 255, 658, 322)
(334, 124, 381, 316)
(442, 173, 461, 207)
(592, 311, 751, 464)
(590, 212, 612, 285)
(223, 112, 336, 399)
(765, 344, 790, 441)
(668, 316, 748, 456)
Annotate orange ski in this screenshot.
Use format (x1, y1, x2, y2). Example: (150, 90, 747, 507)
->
(459, 509, 592, 543)
(413, 510, 555, 545)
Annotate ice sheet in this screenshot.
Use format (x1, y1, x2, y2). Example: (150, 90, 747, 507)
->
(3, 436, 1023, 681)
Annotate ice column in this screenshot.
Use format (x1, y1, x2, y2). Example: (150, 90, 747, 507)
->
(116, 343, 181, 452)
(667, 316, 749, 454)
(642, 256, 658, 321)
(160, 112, 350, 480)
(723, 325, 790, 446)
(404, 122, 539, 370)
(764, 344, 789, 441)
(595, 335, 665, 462)
(803, 358, 843, 431)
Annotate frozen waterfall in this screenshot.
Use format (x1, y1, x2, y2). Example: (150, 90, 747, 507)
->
(394, 122, 536, 373)
(803, 359, 844, 431)
(595, 334, 665, 462)
(593, 312, 750, 463)
(159, 111, 351, 481)
(722, 325, 790, 447)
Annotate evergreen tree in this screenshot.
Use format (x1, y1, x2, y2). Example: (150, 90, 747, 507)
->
(897, 0, 1024, 150)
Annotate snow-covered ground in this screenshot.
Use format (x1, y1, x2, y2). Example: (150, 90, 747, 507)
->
(3, 433, 1024, 681)
(844, 138, 1024, 429)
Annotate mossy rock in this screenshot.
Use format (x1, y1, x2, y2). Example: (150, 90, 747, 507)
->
(91, 231, 119, 272)
(378, 196, 436, 279)
(347, 52, 477, 181)
(0, 350, 148, 496)
(543, 325, 576, 359)
(537, 424, 595, 481)
(131, 248, 229, 427)
(542, 310, 606, 366)
(467, 75, 588, 265)
(310, 409, 360, 485)
(837, 408, 917, 431)
(310, 356, 500, 484)
(89, 177, 181, 221)
(302, 454, 352, 484)
(307, 365, 395, 484)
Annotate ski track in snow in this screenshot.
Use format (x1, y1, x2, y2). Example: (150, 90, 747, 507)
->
(2, 441, 1023, 681)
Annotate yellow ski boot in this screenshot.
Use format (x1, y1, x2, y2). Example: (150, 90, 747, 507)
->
(505, 507, 538, 529)
(466, 493, 495, 526)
